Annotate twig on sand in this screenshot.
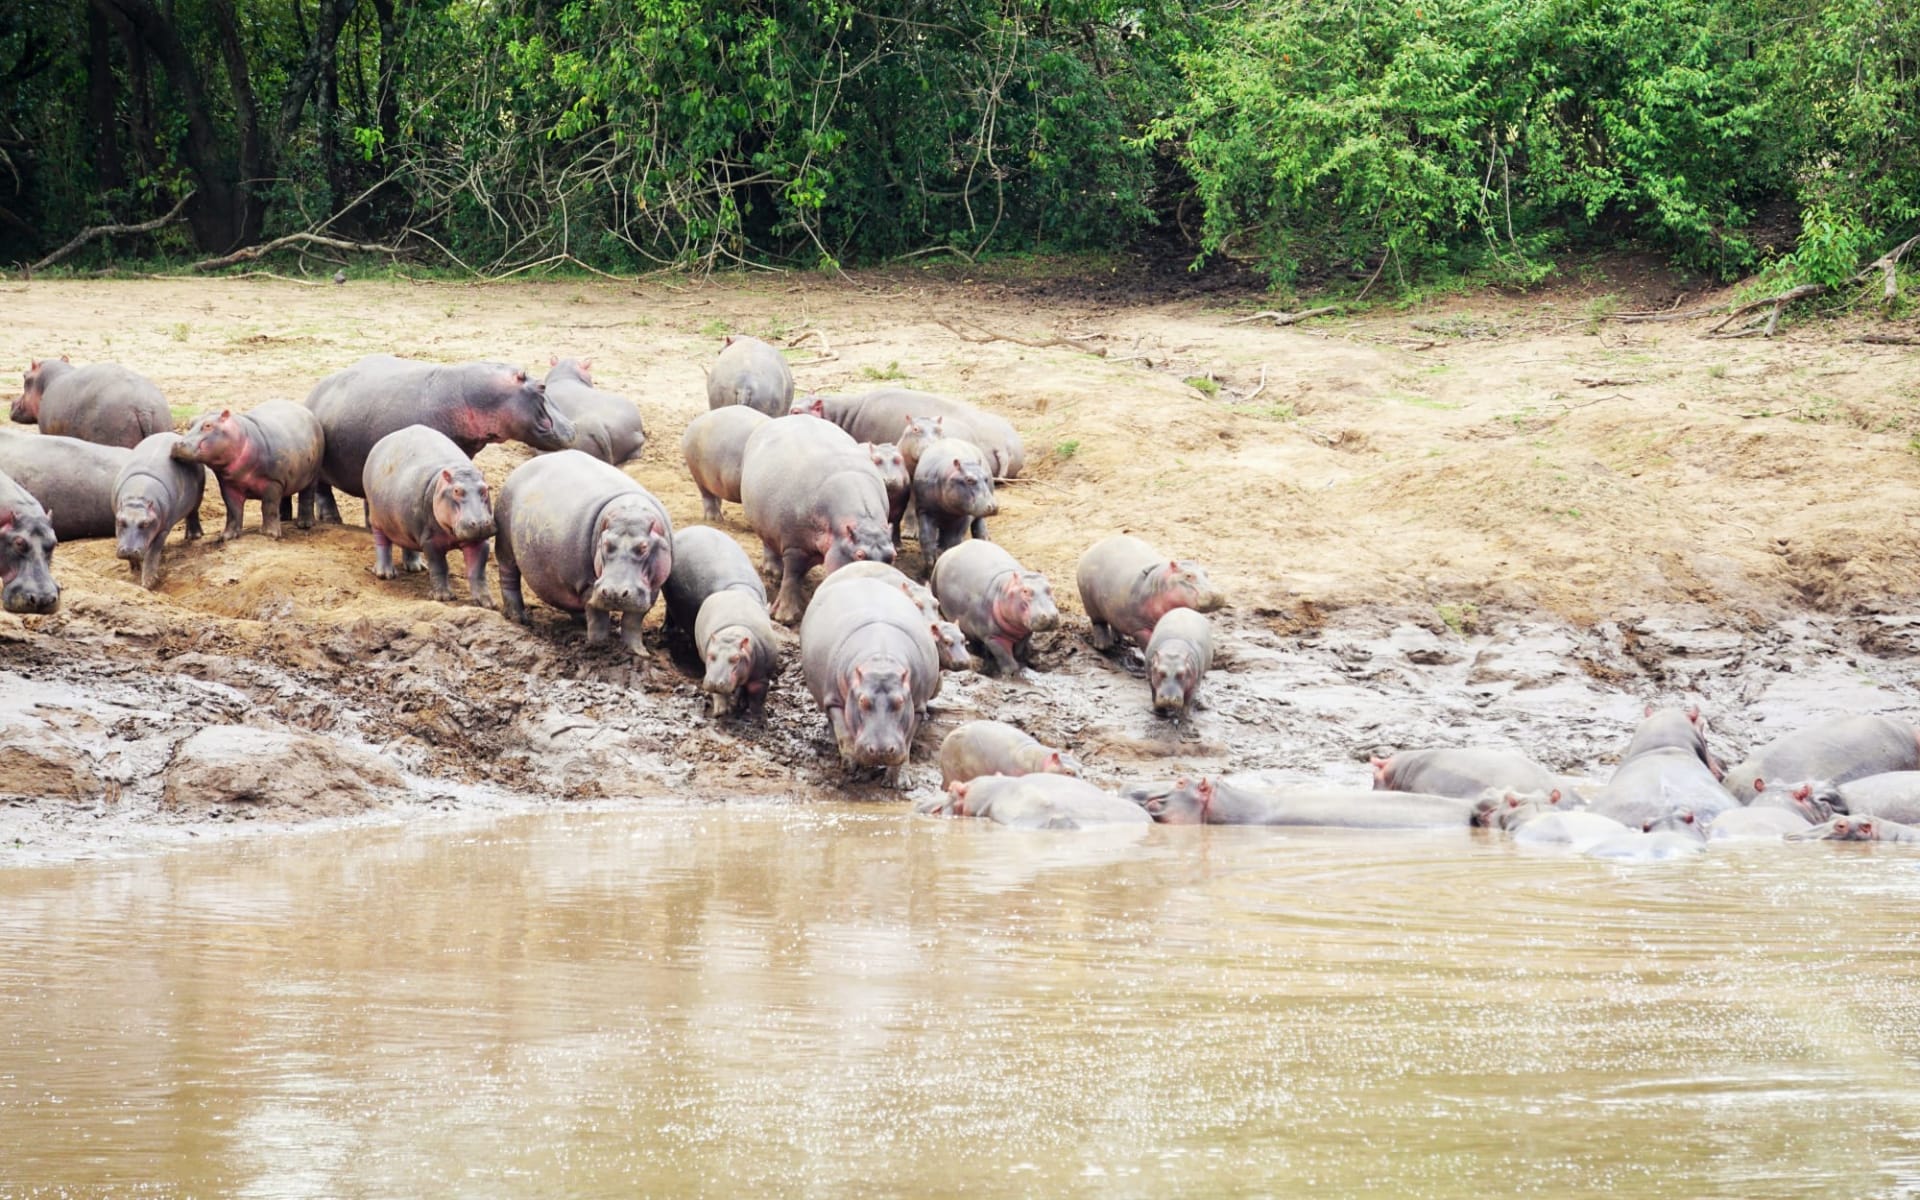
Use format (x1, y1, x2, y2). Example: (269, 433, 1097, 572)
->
(1853, 334, 1920, 346)
(1241, 366, 1269, 404)
(1227, 306, 1340, 327)
(932, 317, 1107, 355)
(26, 191, 196, 274)
(226, 271, 327, 287)
(1574, 376, 1640, 387)
(786, 329, 832, 354)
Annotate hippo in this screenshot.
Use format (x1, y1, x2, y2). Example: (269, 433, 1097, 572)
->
(928, 540, 1059, 675)
(910, 437, 996, 564)
(815, 560, 971, 677)
(1076, 534, 1225, 650)
(662, 525, 768, 634)
(739, 415, 894, 624)
(938, 721, 1082, 789)
(802, 389, 1024, 478)
(1146, 607, 1214, 717)
(14, 358, 172, 448)
(0, 434, 128, 540)
(112, 433, 205, 589)
(172, 401, 324, 540)
(1473, 787, 1586, 831)
(1746, 778, 1840, 822)
(1836, 772, 1920, 823)
(707, 335, 794, 416)
(799, 575, 938, 782)
(0, 468, 59, 614)
(1508, 810, 1632, 849)
(921, 774, 1148, 829)
(1371, 748, 1560, 801)
(1592, 707, 1736, 829)
(895, 415, 947, 481)
(303, 355, 573, 521)
(363, 425, 496, 606)
(1788, 815, 1920, 843)
(681, 406, 769, 522)
(864, 442, 911, 539)
(693, 590, 779, 717)
(544, 357, 646, 465)
(1125, 777, 1473, 827)
(1723, 715, 1920, 803)
(495, 450, 674, 660)
(1707, 807, 1813, 841)
(1580, 830, 1707, 862)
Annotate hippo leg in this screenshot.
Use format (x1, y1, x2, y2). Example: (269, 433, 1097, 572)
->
(372, 530, 399, 580)
(971, 516, 990, 541)
(314, 483, 343, 524)
(827, 705, 855, 762)
(139, 540, 165, 590)
(259, 485, 286, 539)
(916, 511, 942, 567)
(585, 606, 613, 645)
(759, 537, 782, 580)
(401, 548, 426, 573)
(700, 489, 721, 523)
(708, 688, 730, 719)
(771, 549, 813, 624)
(279, 494, 295, 522)
(217, 483, 248, 542)
(497, 547, 528, 624)
(184, 509, 203, 541)
(461, 542, 494, 609)
(295, 487, 316, 530)
(1088, 621, 1117, 651)
(1014, 634, 1033, 665)
(984, 635, 1021, 676)
(424, 547, 455, 602)
(618, 616, 649, 662)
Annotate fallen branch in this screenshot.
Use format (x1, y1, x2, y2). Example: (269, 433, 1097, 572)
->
(192, 230, 406, 272)
(786, 329, 832, 354)
(1853, 334, 1920, 346)
(1706, 283, 1827, 337)
(1227, 306, 1340, 327)
(1855, 233, 1920, 305)
(1241, 365, 1269, 404)
(932, 317, 1107, 355)
(26, 191, 196, 274)
(1574, 376, 1640, 388)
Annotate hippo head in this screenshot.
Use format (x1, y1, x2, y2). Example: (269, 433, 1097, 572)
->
(1148, 641, 1203, 715)
(1641, 809, 1705, 840)
(1472, 787, 1568, 830)
(866, 442, 909, 493)
(702, 628, 756, 702)
(824, 517, 895, 572)
(933, 451, 998, 519)
(0, 506, 60, 615)
(1789, 816, 1878, 842)
(1750, 777, 1840, 823)
(940, 778, 975, 817)
(547, 355, 593, 386)
(993, 571, 1055, 637)
(930, 619, 972, 670)
(494, 366, 575, 452)
(13, 356, 69, 424)
(1036, 747, 1083, 778)
(1123, 776, 1214, 824)
(114, 497, 161, 560)
(790, 396, 828, 419)
(173, 409, 245, 467)
(588, 498, 671, 615)
(429, 464, 496, 545)
(1153, 559, 1225, 618)
(843, 660, 914, 768)
(1630, 704, 1726, 779)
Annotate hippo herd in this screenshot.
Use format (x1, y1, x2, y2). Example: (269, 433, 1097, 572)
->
(4, 335, 1920, 856)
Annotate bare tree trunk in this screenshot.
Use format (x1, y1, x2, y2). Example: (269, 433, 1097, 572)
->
(86, 6, 126, 196)
(209, 0, 267, 245)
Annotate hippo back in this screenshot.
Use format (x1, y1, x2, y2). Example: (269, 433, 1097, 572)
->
(664, 525, 766, 631)
(41, 364, 171, 449)
(0, 433, 129, 540)
(799, 576, 938, 707)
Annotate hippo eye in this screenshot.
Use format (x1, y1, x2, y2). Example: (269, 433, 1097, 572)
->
(858, 695, 873, 711)
(11, 537, 25, 553)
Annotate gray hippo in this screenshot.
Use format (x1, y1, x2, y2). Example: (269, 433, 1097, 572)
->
(112, 432, 205, 589)
(1125, 777, 1473, 827)
(544, 357, 646, 465)
(911, 436, 996, 566)
(707, 335, 794, 416)
(799, 575, 938, 783)
(14, 357, 172, 448)
(1146, 607, 1214, 717)
(1372, 748, 1559, 800)
(303, 355, 574, 521)
(1076, 534, 1224, 650)
(864, 442, 911, 539)
(815, 560, 971, 676)
(363, 425, 496, 607)
(1788, 815, 1920, 843)
(662, 525, 767, 633)
(0, 434, 128, 540)
(929, 540, 1059, 674)
(938, 721, 1082, 789)
(681, 406, 769, 522)
(0, 468, 59, 614)
(739, 414, 894, 624)
(798, 389, 1024, 478)
(1622, 704, 1727, 779)
(1508, 810, 1632, 848)
(1723, 715, 1920, 803)
(1593, 707, 1736, 829)
(1837, 772, 1920, 823)
(173, 401, 324, 540)
(920, 774, 1147, 830)
(661, 526, 777, 717)
(1746, 778, 1840, 822)
(495, 450, 673, 661)
(1707, 807, 1813, 841)
(1580, 829, 1707, 862)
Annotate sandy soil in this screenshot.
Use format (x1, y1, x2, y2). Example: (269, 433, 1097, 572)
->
(5, 265, 1920, 855)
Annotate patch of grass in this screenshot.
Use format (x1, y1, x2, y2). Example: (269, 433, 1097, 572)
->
(568, 292, 588, 306)
(169, 403, 199, 423)
(861, 361, 910, 382)
(1386, 391, 1459, 410)
(1580, 292, 1619, 334)
(167, 322, 190, 342)
(699, 318, 729, 337)
(1226, 401, 1297, 421)
(1789, 395, 1841, 424)
(1183, 375, 1221, 397)
(442, 305, 457, 319)
(1436, 602, 1479, 636)
(1054, 439, 1081, 460)
(1707, 362, 1728, 379)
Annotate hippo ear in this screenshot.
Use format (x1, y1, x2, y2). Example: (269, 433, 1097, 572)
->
(580, 358, 592, 372)
(723, 334, 737, 347)
(440, 468, 455, 485)
(1548, 788, 1562, 804)
(852, 664, 865, 683)
(549, 354, 559, 366)
(1793, 783, 1811, 801)
(0, 513, 13, 534)
(843, 519, 858, 538)
(60, 354, 70, 363)
(1858, 819, 1875, 836)
(737, 634, 752, 652)
(1752, 777, 1765, 793)
(219, 408, 231, 419)
(1685, 705, 1702, 723)
(1043, 751, 1063, 770)
(1643, 703, 1655, 717)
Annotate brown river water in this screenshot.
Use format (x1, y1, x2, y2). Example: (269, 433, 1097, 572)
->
(5, 802, 1920, 1198)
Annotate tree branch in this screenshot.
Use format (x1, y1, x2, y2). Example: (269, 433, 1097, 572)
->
(24, 190, 196, 273)
(190, 229, 404, 271)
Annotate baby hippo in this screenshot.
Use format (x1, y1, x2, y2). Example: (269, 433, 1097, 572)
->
(1077, 534, 1224, 649)
(363, 425, 496, 606)
(865, 442, 911, 538)
(921, 774, 1149, 830)
(929, 540, 1059, 674)
(173, 401, 325, 540)
(939, 721, 1082, 788)
(681, 406, 768, 522)
(912, 437, 996, 568)
(112, 433, 204, 589)
(662, 526, 778, 717)
(1146, 607, 1214, 717)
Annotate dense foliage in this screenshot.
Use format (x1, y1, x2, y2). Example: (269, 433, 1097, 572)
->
(2, 0, 1915, 289)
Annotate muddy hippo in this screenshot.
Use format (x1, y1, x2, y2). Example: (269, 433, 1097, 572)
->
(815, 560, 971, 676)
(303, 355, 574, 520)
(14, 358, 172, 448)
(707, 335, 794, 416)
(1076, 534, 1224, 650)
(173, 401, 324, 540)
(799, 575, 938, 782)
(681, 406, 769, 523)
(911, 437, 996, 568)
(1593, 707, 1736, 829)
(363, 426, 496, 606)
(0, 468, 59, 614)
(739, 415, 894, 624)
(1146, 607, 1214, 717)
(921, 774, 1147, 830)
(1707, 807, 1813, 841)
(1125, 777, 1473, 827)
(112, 433, 204, 589)
(1372, 748, 1559, 800)
(544, 358, 645, 465)
(495, 450, 673, 660)
(938, 721, 1082, 788)
(1788, 815, 1920, 843)
(1723, 715, 1920, 804)
(0, 434, 128, 540)
(805, 389, 1025, 478)
(864, 442, 911, 537)
(1836, 772, 1920, 823)
(929, 540, 1059, 675)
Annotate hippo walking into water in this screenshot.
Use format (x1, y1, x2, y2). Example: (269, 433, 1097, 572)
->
(800, 576, 938, 783)
(1077, 534, 1224, 650)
